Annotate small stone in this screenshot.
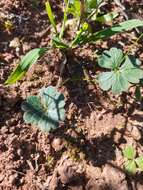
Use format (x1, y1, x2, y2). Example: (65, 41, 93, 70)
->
(52, 138, 65, 152)
(1, 126, 8, 134)
(17, 149, 23, 156)
(102, 164, 126, 186)
(8, 173, 18, 185)
(0, 174, 5, 182)
(131, 126, 141, 141)
(9, 37, 20, 48)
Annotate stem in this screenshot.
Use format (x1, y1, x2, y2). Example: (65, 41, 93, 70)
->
(125, 32, 143, 56)
(59, 0, 70, 39)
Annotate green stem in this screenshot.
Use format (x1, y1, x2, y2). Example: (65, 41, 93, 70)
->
(59, 0, 70, 39)
(125, 32, 143, 56)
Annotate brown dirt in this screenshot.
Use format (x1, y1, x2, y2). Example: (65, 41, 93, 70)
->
(0, 0, 143, 189)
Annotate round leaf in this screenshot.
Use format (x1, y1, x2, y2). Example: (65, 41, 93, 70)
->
(22, 86, 65, 132)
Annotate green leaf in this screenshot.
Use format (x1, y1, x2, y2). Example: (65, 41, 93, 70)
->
(135, 156, 143, 171)
(81, 19, 143, 44)
(111, 71, 130, 94)
(67, 0, 81, 17)
(135, 86, 141, 101)
(120, 56, 143, 84)
(98, 48, 143, 94)
(52, 37, 69, 49)
(85, 0, 103, 11)
(5, 48, 48, 84)
(98, 71, 115, 91)
(22, 86, 65, 132)
(45, 1, 58, 34)
(124, 160, 137, 175)
(98, 47, 123, 69)
(96, 12, 119, 23)
(123, 146, 136, 160)
(71, 22, 90, 47)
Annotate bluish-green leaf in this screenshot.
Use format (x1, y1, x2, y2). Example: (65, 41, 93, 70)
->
(98, 48, 123, 69)
(5, 48, 48, 84)
(98, 48, 143, 94)
(111, 71, 130, 94)
(22, 86, 65, 132)
(98, 71, 115, 91)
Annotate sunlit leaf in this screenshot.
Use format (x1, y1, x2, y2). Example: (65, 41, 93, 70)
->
(45, 1, 58, 33)
(123, 146, 136, 160)
(135, 156, 143, 171)
(79, 19, 143, 44)
(98, 48, 143, 94)
(5, 48, 48, 84)
(124, 160, 137, 175)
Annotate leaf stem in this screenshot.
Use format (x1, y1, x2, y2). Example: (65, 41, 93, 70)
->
(59, 0, 70, 39)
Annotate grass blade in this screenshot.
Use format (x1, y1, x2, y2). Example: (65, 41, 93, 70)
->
(5, 48, 48, 84)
(45, 1, 58, 34)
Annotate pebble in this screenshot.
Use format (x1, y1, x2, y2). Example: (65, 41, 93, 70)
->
(52, 138, 65, 152)
(131, 126, 141, 141)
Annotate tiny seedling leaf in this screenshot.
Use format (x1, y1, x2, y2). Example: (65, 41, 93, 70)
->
(22, 86, 65, 132)
(135, 156, 143, 171)
(5, 48, 48, 84)
(123, 145, 136, 160)
(124, 160, 137, 175)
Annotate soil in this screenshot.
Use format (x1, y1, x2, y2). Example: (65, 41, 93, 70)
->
(0, 0, 143, 189)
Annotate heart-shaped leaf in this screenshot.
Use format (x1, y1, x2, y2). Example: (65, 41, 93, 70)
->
(98, 48, 143, 94)
(21, 86, 65, 132)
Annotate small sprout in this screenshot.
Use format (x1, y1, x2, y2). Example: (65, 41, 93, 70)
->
(47, 155, 55, 168)
(123, 145, 136, 160)
(123, 145, 143, 175)
(98, 48, 143, 94)
(21, 86, 65, 132)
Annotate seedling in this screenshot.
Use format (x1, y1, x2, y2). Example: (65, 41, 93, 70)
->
(5, 1, 143, 132)
(21, 86, 65, 132)
(98, 48, 143, 94)
(5, 0, 143, 85)
(123, 145, 143, 175)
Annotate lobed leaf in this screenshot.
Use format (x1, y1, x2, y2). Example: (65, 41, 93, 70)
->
(98, 47, 123, 69)
(22, 86, 65, 132)
(98, 48, 143, 94)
